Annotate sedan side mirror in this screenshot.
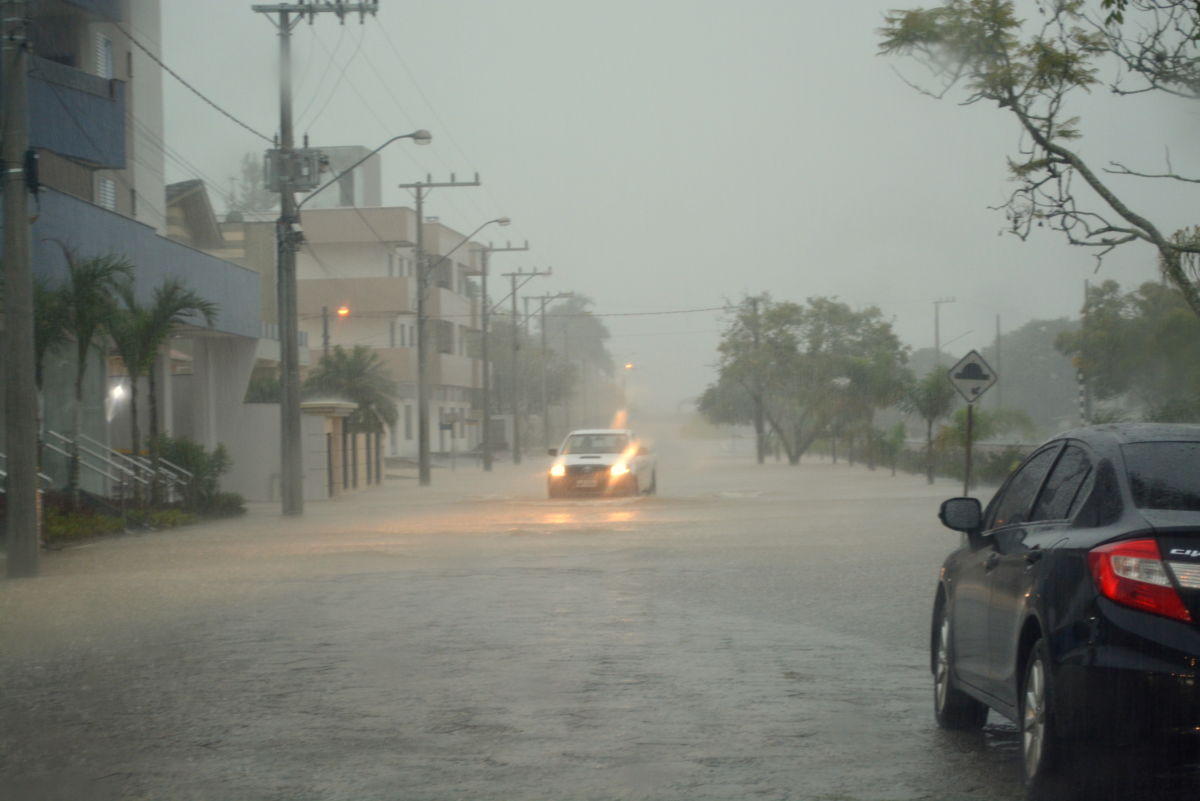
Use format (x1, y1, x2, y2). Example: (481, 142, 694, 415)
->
(939, 497, 982, 533)
(547, 448, 558, 457)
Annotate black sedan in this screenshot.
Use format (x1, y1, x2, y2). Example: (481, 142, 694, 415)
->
(933, 424, 1200, 799)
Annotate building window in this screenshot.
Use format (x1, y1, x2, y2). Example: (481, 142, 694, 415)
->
(387, 252, 395, 277)
(96, 176, 117, 210)
(95, 34, 114, 79)
(404, 405, 413, 440)
(389, 320, 396, 348)
(130, 188, 137, 216)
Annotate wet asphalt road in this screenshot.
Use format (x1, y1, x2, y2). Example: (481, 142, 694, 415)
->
(0, 436, 1092, 799)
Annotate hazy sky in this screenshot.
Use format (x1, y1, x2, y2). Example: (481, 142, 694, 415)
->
(157, 1, 1200, 413)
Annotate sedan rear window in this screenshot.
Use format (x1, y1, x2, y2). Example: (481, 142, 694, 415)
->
(1123, 442, 1200, 511)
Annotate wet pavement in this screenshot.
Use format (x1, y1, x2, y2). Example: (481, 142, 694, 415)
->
(0, 434, 1163, 800)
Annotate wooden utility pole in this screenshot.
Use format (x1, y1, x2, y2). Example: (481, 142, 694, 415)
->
(3, 0, 37, 577)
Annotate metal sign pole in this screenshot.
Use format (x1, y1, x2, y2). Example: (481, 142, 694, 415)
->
(964, 403, 974, 496)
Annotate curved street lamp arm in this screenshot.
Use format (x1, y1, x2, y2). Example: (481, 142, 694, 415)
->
(296, 130, 431, 212)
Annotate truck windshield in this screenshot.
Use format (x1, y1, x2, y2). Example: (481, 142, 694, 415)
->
(561, 434, 629, 455)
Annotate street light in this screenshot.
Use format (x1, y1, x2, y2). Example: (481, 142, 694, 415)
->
(276, 129, 430, 517)
(297, 130, 431, 212)
(416, 215, 510, 486)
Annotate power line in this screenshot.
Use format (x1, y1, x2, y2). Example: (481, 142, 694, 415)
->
(366, 17, 506, 233)
(298, 24, 366, 132)
(114, 22, 273, 144)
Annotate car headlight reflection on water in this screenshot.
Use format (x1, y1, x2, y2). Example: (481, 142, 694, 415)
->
(549, 463, 566, 478)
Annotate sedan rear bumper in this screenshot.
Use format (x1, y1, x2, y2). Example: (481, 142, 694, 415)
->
(1053, 599, 1200, 739)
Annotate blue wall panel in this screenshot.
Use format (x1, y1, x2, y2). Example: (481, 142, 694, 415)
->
(29, 58, 126, 169)
(22, 190, 261, 340)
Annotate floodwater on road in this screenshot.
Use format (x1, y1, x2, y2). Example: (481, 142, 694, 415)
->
(0, 435, 1082, 799)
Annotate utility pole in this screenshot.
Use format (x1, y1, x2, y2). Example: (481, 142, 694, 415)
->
(3, 0, 38, 577)
(397, 174, 481, 486)
(254, 1, 378, 516)
(994, 314, 1002, 410)
(933, 297, 955, 366)
(321, 305, 329, 358)
(1080, 280, 1092, 424)
(531, 292, 572, 449)
(750, 297, 765, 465)
(474, 240, 528, 471)
(500, 268, 551, 464)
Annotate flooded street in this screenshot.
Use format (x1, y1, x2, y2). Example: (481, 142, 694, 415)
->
(3, 437, 1030, 800)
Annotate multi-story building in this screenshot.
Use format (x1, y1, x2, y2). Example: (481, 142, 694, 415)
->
(1, 0, 262, 499)
(294, 188, 486, 461)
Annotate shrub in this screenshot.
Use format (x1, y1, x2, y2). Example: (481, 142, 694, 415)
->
(152, 434, 234, 515)
(127, 508, 199, 529)
(44, 508, 125, 544)
(206, 491, 246, 518)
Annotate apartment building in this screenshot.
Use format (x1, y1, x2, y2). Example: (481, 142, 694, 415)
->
(295, 196, 486, 461)
(1, 0, 262, 498)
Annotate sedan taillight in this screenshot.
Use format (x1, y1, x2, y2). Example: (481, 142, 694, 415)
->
(1088, 538, 1193, 623)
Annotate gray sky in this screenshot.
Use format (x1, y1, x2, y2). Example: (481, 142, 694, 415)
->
(159, 1, 1200, 413)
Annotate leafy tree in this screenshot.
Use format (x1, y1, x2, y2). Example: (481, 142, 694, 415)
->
(539, 294, 614, 376)
(228, 152, 277, 214)
(706, 295, 909, 465)
(879, 0, 1200, 316)
(51, 246, 133, 506)
(303, 345, 399, 433)
(900, 368, 959, 484)
(935, 406, 1038, 451)
(1056, 279, 1200, 420)
(487, 315, 580, 445)
(979, 316, 1079, 433)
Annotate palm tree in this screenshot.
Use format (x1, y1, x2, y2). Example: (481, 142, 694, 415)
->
(53, 246, 133, 506)
(106, 281, 152, 498)
(139, 279, 218, 504)
(900, 369, 958, 485)
(304, 345, 399, 433)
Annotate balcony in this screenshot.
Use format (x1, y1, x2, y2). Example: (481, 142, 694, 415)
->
(29, 56, 125, 169)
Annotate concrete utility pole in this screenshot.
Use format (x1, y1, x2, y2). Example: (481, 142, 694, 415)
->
(531, 292, 572, 449)
(933, 297, 955, 366)
(254, 1, 379, 516)
(3, 0, 38, 578)
(474, 240, 528, 471)
(499, 268, 551, 464)
(749, 297, 765, 465)
(397, 175, 481, 486)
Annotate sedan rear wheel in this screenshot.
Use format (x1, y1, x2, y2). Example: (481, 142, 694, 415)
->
(1022, 639, 1081, 801)
(932, 605, 988, 730)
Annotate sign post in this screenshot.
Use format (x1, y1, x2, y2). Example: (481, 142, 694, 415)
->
(948, 350, 998, 496)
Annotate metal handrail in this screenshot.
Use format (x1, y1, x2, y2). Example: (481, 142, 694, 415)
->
(0, 454, 54, 492)
(42, 440, 128, 486)
(46, 431, 147, 486)
(79, 432, 149, 480)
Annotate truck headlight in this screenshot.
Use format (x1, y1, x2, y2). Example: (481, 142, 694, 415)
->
(610, 462, 630, 478)
(549, 463, 566, 478)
